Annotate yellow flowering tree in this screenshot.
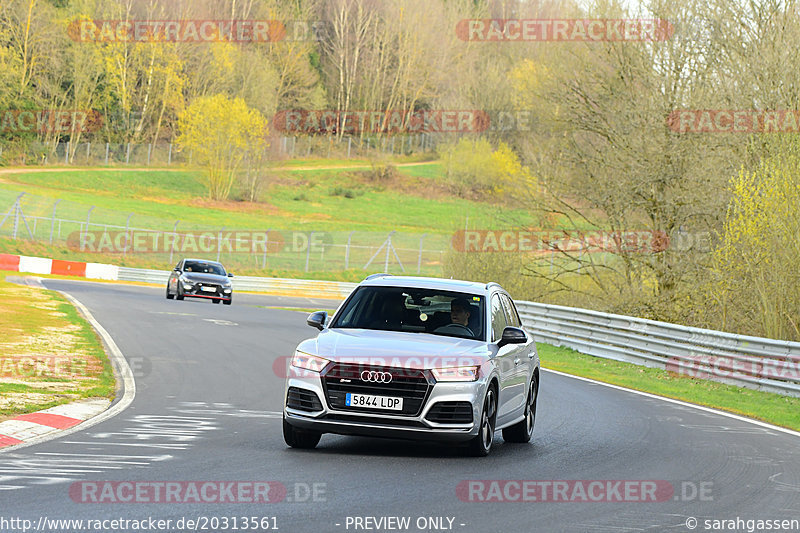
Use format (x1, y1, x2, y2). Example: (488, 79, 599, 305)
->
(177, 94, 267, 201)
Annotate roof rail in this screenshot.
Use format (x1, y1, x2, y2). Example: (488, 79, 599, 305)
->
(364, 273, 391, 281)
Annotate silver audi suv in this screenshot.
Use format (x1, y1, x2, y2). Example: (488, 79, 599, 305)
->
(282, 275, 540, 456)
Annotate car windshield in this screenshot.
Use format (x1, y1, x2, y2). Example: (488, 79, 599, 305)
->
(331, 286, 485, 341)
(184, 261, 225, 276)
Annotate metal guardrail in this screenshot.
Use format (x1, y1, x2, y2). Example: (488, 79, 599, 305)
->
(115, 265, 800, 397)
(116, 267, 357, 300)
(516, 301, 800, 397)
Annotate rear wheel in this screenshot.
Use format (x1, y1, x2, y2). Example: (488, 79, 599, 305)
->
(283, 417, 321, 449)
(467, 386, 497, 457)
(502, 374, 538, 443)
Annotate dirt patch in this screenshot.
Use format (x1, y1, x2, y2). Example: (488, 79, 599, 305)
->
(189, 197, 288, 216)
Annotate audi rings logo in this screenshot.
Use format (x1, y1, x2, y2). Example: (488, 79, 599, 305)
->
(360, 370, 392, 383)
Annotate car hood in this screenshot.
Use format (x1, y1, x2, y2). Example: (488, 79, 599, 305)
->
(298, 328, 490, 369)
(181, 272, 229, 284)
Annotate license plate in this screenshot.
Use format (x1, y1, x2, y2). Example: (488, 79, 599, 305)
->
(345, 393, 403, 411)
(201, 286, 217, 292)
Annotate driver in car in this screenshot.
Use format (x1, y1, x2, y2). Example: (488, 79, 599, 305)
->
(434, 297, 474, 337)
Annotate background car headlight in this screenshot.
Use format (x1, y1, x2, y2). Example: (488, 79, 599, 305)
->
(291, 351, 330, 373)
(430, 366, 480, 382)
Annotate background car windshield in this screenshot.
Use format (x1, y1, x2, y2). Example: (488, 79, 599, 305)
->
(331, 286, 485, 341)
(184, 261, 225, 276)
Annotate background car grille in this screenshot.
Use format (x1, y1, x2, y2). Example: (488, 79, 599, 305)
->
(322, 363, 432, 416)
(286, 387, 323, 412)
(425, 401, 473, 424)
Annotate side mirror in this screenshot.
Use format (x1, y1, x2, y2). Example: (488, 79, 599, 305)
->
(498, 326, 527, 348)
(307, 311, 328, 331)
(227, 273, 234, 278)
(173, 267, 181, 272)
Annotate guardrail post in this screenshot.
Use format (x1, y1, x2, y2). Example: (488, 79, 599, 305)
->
(168, 143, 172, 165)
(147, 143, 152, 166)
(49, 199, 61, 244)
(65, 141, 70, 164)
(86, 142, 91, 163)
(105, 143, 109, 165)
(347, 137, 352, 158)
(126, 143, 131, 164)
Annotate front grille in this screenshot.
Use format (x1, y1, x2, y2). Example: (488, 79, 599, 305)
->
(286, 387, 323, 412)
(425, 401, 474, 424)
(322, 363, 432, 416)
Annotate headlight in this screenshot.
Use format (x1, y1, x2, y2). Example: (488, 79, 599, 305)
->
(430, 365, 480, 382)
(291, 351, 330, 373)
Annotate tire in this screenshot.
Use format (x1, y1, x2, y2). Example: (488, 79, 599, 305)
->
(502, 374, 538, 443)
(223, 296, 232, 306)
(176, 285, 184, 301)
(283, 417, 321, 449)
(467, 385, 497, 457)
(213, 298, 221, 304)
(166, 285, 174, 300)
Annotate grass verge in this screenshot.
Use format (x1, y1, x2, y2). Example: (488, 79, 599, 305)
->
(0, 272, 115, 419)
(539, 343, 800, 431)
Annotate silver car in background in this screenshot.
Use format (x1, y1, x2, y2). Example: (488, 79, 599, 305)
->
(282, 275, 540, 456)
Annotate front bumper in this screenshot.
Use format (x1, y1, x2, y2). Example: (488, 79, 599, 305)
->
(283, 366, 487, 442)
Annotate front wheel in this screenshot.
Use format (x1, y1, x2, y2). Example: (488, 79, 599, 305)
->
(467, 386, 497, 457)
(223, 296, 232, 306)
(176, 285, 184, 301)
(283, 417, 321, 449)
(213, 298, 221, 304)
(166, 285, 174, 300)
(502, 374, 538, 443)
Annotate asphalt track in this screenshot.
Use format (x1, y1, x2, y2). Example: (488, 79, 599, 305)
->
(1, 280, 799, 533)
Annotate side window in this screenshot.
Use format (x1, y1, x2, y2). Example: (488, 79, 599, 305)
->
(490, 294, 509, 342)
(500, 294, 521, 328)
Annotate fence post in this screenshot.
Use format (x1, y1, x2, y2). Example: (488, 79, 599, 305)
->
(49, 199, 61, 244)
(65, 141, 70, 164)
(170, 220, 180, 264)
(86, 142, 91, 163)
(417, 233, 427, 274)
(85, 206, 95, 245)
(216, 226, 225, 263)
(344, 231, 355, 269)
(400, 136, 405, 154)
(126, 143, 131, 164)
(147, 144, 152, 166)
(305, 231, 315, 272)
(168, 143, 172, 165)
(347, 137, 352, 158)
(123, 213, 133, 256)
(105, 142, 109, 165)
(262, 229, 271, 269)
(384, 231, 395, 272)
